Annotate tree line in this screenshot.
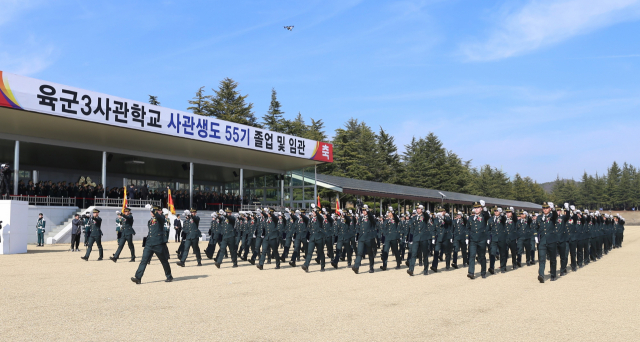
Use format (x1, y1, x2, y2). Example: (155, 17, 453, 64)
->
(551, 161, 640, 210)
(179, 78, 635, 210)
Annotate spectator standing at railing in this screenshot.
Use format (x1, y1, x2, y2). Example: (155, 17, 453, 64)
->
(36, 213, 46, 247)
(71, 214, 82, 251)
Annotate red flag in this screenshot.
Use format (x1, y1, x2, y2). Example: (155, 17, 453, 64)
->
(317, 195, 321, 208)
(335, 198, 340, 214)
(168, 189, 176, 215)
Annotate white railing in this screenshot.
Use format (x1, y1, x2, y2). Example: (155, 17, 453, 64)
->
(94, 198, 161, 208)
(1, 195, 77, 206)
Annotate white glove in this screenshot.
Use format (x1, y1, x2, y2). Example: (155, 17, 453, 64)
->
(585, 209, 590, 214)
(252, 233, 256, 238)
(480, 200, 485, 207)
(564, 203, 569, 209)
(184, 209, 190, 216)
(465, 239, 469, 245)
(498, 208, 503, 213)
(510, 207, 514, 212)
(116, 211, 121, 215)
(432, 239, 435, 244)
(145, 204, 152, 210)
(445, 213, 449, 217)
(409, 241, 413, 245)
(162, 208, 169, 215)
(535, 237, 539, 244)
(487, 239, 491, 244)
(548, 202, 554, 208)
(570, 205, 575, 211)
(449, 239, 452, 243)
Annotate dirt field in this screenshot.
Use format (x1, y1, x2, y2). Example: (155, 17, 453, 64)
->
(1, 229, 639, 341)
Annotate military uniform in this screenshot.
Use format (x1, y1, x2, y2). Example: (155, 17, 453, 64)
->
(205, 213, 220, 259)
(111, 209, 137, 262)
(280, 211, 296, 262)
(431, 209, 453, 272)
(81, 209, 103, 261)
(535, 202, 562, 282)
(451, 214, 468, 268)
(352, 208, 377, 274)
(289, 210, 310, 267)
(487, 208, 507, 274)
(466, 201, 490, 279)
(516, 213, 533, 266)
(407, 206, 431, 276)
(614, 216, 625, 248)
(302, 209, 326, 272)
(36, 215, 46, 246)
(215, 209, 239, 268)
(331, 212, 355, 268)
(380, 211, 402, 271)
(504, 209, 518, 270)
(177, 209, 202, 267)
(257, 210, 281, 269)
(132, 206, 172, 283)
(568, 211, 579, 271)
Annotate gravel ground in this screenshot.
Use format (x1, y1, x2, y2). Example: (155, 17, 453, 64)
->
(1, 229, 639, 341)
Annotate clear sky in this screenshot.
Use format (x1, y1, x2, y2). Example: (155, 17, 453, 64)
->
(2, 0, 640, 183)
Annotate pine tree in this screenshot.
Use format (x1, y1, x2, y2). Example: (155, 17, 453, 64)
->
(607, 161, 622, 209)
(187, 86, 208, 116)
(148, 95, 160, 106)
(205, 78, 259, 127)
(512, 173, 531, 201)
(262, 88, 285, 132)
(618, 163, 633, 210)
(375, 127, 403, 184)
(305, 118, 327, 142)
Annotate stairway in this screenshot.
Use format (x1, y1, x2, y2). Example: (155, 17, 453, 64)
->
(44, 208, 84, 243)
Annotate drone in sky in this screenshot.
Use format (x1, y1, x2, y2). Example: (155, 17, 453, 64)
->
(284, 26, 294, 31)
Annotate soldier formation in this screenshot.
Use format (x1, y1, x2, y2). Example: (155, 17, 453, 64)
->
(76, 200, 626, 284)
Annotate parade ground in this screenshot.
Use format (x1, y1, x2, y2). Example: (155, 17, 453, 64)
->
(0, 230, 638, 341)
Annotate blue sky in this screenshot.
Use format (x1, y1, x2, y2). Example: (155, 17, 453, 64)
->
(2, 0, 640, 183)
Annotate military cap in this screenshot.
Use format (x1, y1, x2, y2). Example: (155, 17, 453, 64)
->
(38, 212, 43, 215)
(555, 206, 563, 211)
(437, 207, 445, 212)
(225, 208, 232, 213)
(300, 209, 307, 214)
(190, 208, 197, 212)
(269, 208, 275, 213)
(123, 207, 131, 212)
(492, 206, 499, 211)
(506, 207, 513, 213)
(93, 209, 100, 213)
(152, 205, 160, 211)
(541, 202, 550, 208)
(362, 204, 369, 210)
(417, 204, 424, 209)
(472, 202, 481, 208)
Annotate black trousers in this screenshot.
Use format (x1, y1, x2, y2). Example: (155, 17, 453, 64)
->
(71, 234, 81, 250)
(354, 238, 376, 270)
(114, 234, 136, 260)
(84, 236, 103, 259)
(135, 244, 172, 280)
(507, 240, 517, 268)
(180, 238, 201, 263)
(569, 240, 578, 268)
(517, 237, 532, 264)
(409, 240, 429, 272)
(175, 229, 182, 242)
(431, 239, 452, 270)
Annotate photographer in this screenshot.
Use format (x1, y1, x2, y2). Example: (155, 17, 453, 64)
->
(71, 214, 82, 251)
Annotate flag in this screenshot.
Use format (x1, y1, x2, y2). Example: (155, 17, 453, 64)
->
(317, 195, 321, 208)
(335, 198, 340, 214)
(168, 188, 176, 215)
(121, 187, 127, 212)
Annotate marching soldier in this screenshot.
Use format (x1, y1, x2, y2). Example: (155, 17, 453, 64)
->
(131, 205, 173, 284)
(467, 200, 490, 279)
(576, 210, 587, 268)
(488, 206, 507, 274)
(214, 208, 239, 268)
(115, 211, 124, 245)
(80, 209, 103, 261)
(451, 212, 468, 269)
(352, 204, 377, 274)
(556, 204, 571, 276)
(407, 204, 430, 276)
(302, 205, 326, 272)
(205, 212, 220, 259)
(504, 207, 518, 270)
(614, 214, 625, 248)
(36, 213, 46, 247)
(289, 209, 309, 267)
(535, 202, 563, 283)
(568, 206, 579, 272)
(516, 211, 533, 266)
(431, 207, 453, 272)
(83, 211, 91, 247)
(280, 208, 296, 262)
(176, 209, 202, 267)
(257, 209, 281, 270)
(110, 207, 137, 263)
(380, 208, 402, 271)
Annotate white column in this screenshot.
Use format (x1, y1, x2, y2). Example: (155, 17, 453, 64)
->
(313, 165, 317, 207)
(239, 168, 244, 204)
(280, 176, 284, 208)
(101, 151, 107, 198)
(13, 141, 19, 196)
(33, 170, 39, 184)
(189, 162, 194, 209)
